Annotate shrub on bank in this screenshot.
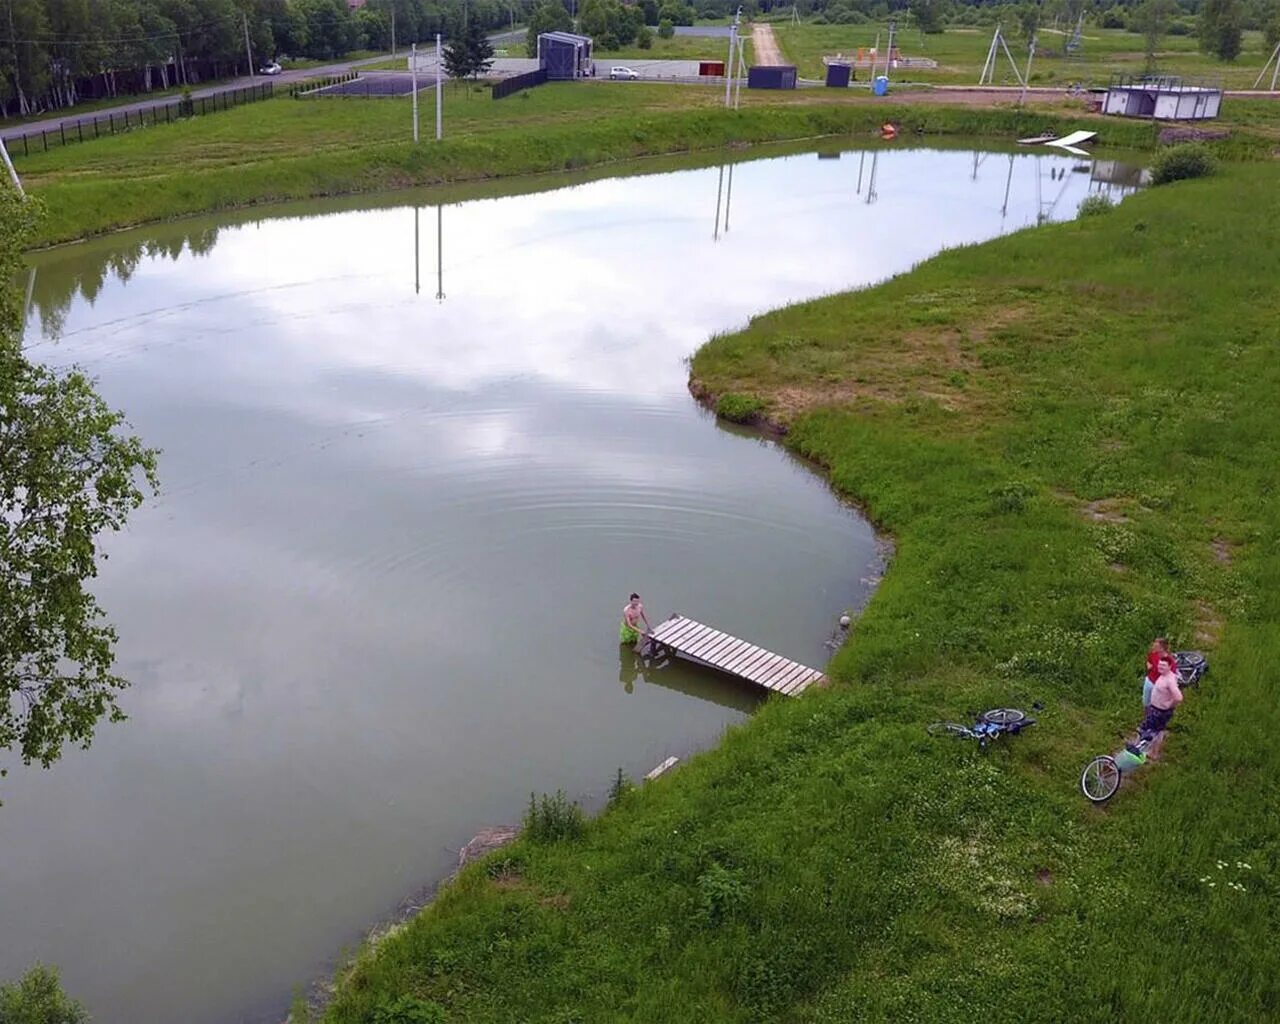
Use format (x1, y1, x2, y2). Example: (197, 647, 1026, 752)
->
(1078, 193, 1115, 217)
(715, 392, 766, 423)
(523, 789, 585, 842)
(1151, 144, 1217, 185)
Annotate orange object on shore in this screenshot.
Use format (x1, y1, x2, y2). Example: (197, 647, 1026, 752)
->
(880, 123, 898, 140)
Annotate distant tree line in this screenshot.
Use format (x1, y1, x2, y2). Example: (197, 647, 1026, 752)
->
(0, 0, 535, 118)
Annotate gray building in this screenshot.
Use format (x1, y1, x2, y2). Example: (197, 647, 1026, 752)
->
(537, 31, 594, 80)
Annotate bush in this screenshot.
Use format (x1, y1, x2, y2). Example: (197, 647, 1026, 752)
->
(637, 25, 654, 48)
(658, 18, 675, 38)
(0, 966, 87, 1024)
(1150, 144, 1218, 185)
(715, 392, 765, 423)
(606, 766, 635, 807)
(523, 790, 586, 843)
(1077, 193, 1115, 217)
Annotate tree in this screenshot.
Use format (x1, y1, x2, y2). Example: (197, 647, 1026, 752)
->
(0, 964, 87, 1024)
(639, 0, 659, 23)
(1, 187, 158, 780)
(1265, 2, 1280, 49)
(657, 16, 674, 37)
(1199, 0, 1244, 60)
(909, 0, 945, 34)
(464, 16, 494, 78)
(525, 0, 572, 56)
(636, 23, 653, 46)
(1133, 0, 1175, 71)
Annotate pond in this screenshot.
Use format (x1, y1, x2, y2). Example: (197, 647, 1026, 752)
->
(5, 143, 1134, 1024)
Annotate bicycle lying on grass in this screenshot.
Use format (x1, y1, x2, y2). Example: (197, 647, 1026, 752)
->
(927, 707, 1037, 750)
(1080, 650, 1208, 803)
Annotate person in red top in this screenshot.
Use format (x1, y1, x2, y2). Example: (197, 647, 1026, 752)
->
(1143, 637, 1177, 708)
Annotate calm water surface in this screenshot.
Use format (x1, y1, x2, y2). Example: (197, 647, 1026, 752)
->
(4, 146, 1129, 1023)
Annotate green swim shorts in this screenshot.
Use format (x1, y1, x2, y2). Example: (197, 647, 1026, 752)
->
(620, 622, 640, 645)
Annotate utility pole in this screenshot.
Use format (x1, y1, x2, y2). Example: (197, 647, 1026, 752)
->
(0, 137, 24, 196)
(391, 7, 397, 56)
(1021, 32, 1035, 106)
(436, 33, 443, 140)
(724, 5, 741, 108)
(412, 43, 419, 141)
(243, 13, 255, 76)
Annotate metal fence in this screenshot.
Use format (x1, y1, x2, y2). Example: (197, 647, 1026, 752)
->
(1, 82, 274, 158)
(288, 71, 360, 97)
(492, 68, 547, 99)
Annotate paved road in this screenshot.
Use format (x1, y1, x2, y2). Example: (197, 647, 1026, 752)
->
(3, 30, 523, 140)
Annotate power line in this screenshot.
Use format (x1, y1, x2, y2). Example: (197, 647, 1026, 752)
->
(5, 13, 245, 47)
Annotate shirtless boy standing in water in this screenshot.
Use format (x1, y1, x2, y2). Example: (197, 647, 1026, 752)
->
(620, 593, 652, 650)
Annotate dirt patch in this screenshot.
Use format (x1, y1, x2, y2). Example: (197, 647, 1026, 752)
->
(1193, 600, 1224, 648)
(1081, 498, 1132, 524)
(1211, 537, 1236, 566)
(539, 892, 572, 910)
(1035, 868, 1054, 887)
(459, 825, 521, 867)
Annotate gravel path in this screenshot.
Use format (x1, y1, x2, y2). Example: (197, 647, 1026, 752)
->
(752, 23, 786, 66)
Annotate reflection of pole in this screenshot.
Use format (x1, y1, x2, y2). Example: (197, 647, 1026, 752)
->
(724, 162, 734, 232)
(713, 164, 725, 239)
(1001, 153, 1014, 221)
(0, 137, 23, 195)
(972, 150, 978, 180)
(22, 266, 35, 334)
(865, 150, 879, 204)
(856, 149, 865, 194)
(414, 206, 420, 294)
(436, 34, 443, 141)
(436, 205, 444, 301)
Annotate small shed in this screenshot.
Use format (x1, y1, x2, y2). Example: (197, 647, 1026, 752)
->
(748, 65, 797, 90)
(1103, 75, 1222, 121)
(537, 31, 593, 81)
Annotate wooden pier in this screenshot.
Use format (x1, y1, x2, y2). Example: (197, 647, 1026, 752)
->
(644, 614, 826, 697)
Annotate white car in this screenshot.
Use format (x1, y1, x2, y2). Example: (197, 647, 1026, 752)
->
(258, 61, 283, 76)
(609, 66, 639, 80)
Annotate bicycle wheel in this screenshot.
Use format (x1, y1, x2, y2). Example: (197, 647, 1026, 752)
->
(980, 708, 1026, 726)
(1081, 756, 1121, 803)
(927, 722, 973, 740)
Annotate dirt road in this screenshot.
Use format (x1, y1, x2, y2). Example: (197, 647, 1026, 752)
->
(752, 23, 785, 66)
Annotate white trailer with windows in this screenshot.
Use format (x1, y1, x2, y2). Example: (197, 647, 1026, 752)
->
(1103, 75, 1222, 121)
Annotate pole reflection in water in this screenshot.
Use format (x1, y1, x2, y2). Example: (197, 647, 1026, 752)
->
(865, 150, 879, 204)
(856, 150, 865, 194)
(436, 204, 444, 302)
(724, 163, 734, 234)
(414, 206, 420, 295)
(713, 164, 725, 240)
(1002, 153, 1015, 222)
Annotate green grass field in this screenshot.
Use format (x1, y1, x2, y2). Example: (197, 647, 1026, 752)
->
(774, 23, 1275, 88)
(20, 82, 1216, 246)
(317, 158, 1280, 1024)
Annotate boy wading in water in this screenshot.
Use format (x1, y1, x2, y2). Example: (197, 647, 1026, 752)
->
(620, 593, 651, 652)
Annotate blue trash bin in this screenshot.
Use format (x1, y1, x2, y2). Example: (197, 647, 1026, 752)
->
(873, 74, 889, 96)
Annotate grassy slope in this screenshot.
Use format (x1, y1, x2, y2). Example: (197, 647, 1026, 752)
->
(774, 23, 1274, 87)
(22, 79, 1273, 247)
(320, 166, 1280, 1022)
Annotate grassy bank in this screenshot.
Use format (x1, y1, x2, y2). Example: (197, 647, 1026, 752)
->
(16, 84, 1191, 247)
(317, 162, 1280, 1022)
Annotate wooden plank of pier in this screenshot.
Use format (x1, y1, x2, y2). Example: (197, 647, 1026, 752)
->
(646, 614, 826, 697)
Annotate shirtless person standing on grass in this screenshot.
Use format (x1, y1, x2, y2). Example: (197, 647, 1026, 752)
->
(620, 593, 652, 652)
(1139, 662, 1184, 761)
